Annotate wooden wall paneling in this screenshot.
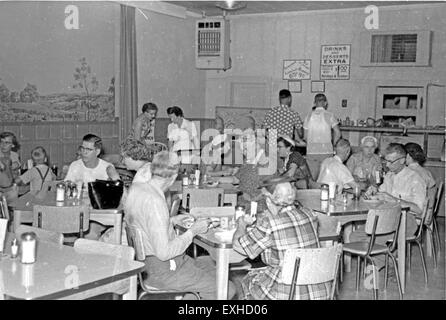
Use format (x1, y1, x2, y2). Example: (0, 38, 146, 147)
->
(63, 124, 76, 139)
(35, 125, 50, 140)
(20, 125, 35, 142)
(76, 124, 91, 139)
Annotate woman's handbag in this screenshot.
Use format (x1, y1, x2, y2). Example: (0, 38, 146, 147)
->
(88, 179, 124, 209)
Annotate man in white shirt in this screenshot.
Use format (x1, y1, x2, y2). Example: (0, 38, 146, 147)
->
(65, 134, 120, 239)
(124, 151, 236, 299)
(316, 139, 357, 193)
(304, 94, 341, 180)
(167, 106, 199, 165)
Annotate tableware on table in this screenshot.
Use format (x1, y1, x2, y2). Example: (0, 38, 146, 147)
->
(220, 216, 229, 230)
(320, 184, 329, 201)
(214, 228, 236, 242)
(10, 239, 18, 258)
(56, 182, 65, 202)
(353, 185, 361, 200)
(20, 232, 37, 264)
(235, 205, 246, 220)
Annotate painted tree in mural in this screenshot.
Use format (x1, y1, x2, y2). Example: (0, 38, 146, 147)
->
(0, 83, 10, 102)
(108, 77, 115, 103)
(72, 57, 99, 120)
(19, 83, 39, 103)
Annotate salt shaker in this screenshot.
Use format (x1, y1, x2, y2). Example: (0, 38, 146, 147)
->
(320, 184, 329, 201)
(20, 232, 37, 264)
(56, 182, 65, 202)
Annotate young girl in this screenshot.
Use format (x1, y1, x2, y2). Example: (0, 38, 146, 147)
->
(15, 146, 55, 193)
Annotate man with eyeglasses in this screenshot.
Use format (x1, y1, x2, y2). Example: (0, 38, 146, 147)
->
(65, 134, 120, 239)
(364, 143, 427, 236)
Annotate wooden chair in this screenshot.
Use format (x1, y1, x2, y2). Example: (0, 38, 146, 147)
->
(283, 243, 343, 300)
(73, 238, 135, 300)
(182, 188, 224, 211)
(32, 205, 90, 240)
(125, 224, 201, 300)
(424, 182, 443, 268)
(342, 204, 403, 300)
(16, 225, 64, 245)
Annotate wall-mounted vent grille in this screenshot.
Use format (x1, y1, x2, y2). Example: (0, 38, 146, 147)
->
(195, 18, 230, 70)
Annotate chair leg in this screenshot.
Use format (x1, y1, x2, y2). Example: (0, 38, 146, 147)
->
(193, 243, 198, 258)
(433, 219, 441, 251)
(415, 240, 428, 284)
(407, 242, 412, 272)
(384, 254, 389, 290)
(340, 253, 344, 283)
(389, 253, 403, 300)
(356, 256, 361, 291)
(366, 256, 378, 300)
(431, 230, 438, 269)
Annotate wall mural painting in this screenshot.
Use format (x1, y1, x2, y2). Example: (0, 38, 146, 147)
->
(0, 57, 114, 122)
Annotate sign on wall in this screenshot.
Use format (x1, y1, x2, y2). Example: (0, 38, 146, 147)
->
(283, 60, 311, 80)
(320, 45, 350, 80)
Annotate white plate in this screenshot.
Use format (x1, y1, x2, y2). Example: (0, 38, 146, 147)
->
(214, 229, 236, 242)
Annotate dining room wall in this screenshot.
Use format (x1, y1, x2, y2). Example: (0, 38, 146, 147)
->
(136, 8, 207, 119)
(204, 3, 446, 123)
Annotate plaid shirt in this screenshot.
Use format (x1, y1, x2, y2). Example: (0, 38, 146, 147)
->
(262, 105, 303, 137)
(238, 205, 331, 300)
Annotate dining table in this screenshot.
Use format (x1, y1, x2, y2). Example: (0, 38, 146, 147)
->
(0, 233, 144, 300)
(9, 191, 124, 244)
(296, 191, 408, 294)
(174, 207, 345, 300)
(169, 180, 240, 206)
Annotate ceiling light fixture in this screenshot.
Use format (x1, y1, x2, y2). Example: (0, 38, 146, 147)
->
(215, 1, 247, 12)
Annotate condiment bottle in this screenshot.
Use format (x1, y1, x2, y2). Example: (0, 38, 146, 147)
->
(10, 238, 19, 258)
(56, 182, 65, 202)
(320, 184, 329, 201)
(235, 205, 246, 220)
(20, 232, 37, 264)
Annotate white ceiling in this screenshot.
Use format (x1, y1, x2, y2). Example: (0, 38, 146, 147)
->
(165, 1, 429, 17)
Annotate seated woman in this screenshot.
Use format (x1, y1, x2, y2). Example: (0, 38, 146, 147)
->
(232, 179, 331, 300)
(277, 135, 313, 189)
(346, 136, 382, 186)
(0, 132, 21, 178)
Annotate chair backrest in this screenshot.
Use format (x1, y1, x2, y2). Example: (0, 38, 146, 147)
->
(414, 199, 430, 239)
(182, 188, 224, 210)
(283, 244, 343, 300)
(0, 195, 9, 220)
(16, 225, 64, 245)
(125, 224, 146, 262)
(73, 238, 135, 261)
(433, 182, 444, 220)
(364, 203, 401, 236)
(170, 196, 181, 217)
(32, 205, 90, 236)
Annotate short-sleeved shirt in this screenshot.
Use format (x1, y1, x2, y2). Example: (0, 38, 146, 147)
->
(282, 151, 311, 180)
(380, 166, 427, 213)
(238, 205, 330, 300)
(167, 119, 199, 152)
(317, 155, 355, 190)
(303, 107, 338, 155)
(65, 158, 113, 184)
(262, 105, 303, 137)
(19, 164, 54, 192)
(407, 163, 436, 190)
(346, 152, 383, 179)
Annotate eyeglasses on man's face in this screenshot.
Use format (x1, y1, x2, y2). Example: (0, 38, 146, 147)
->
(384, 156, 405, 165)
(79, 146, 95, 153)
(0, 140, 13, 146)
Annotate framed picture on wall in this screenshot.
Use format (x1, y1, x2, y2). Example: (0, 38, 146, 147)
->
(288, 80, 302, 93)
(283, 60, 311, 80)
(311, 81, 325, 93)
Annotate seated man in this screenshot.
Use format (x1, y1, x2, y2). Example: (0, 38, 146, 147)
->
(315, 139, 358, 193)
(124, 151, 236, 300)
(65, 133, 120, 239)
(364, 143, 427, 236)
(346, 136, 383, 183)
(232, 178, 330, 300)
